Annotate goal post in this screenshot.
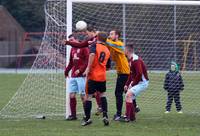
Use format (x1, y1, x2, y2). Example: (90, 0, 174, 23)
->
(65, 0, 73, 119)
(0, 0, 200, 119)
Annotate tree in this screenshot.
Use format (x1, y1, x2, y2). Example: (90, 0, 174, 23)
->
(1, 0, 45, 32)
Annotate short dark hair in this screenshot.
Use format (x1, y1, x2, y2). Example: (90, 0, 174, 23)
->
(97, 32, 108, 43)
(87, 26, 96, 32)
(112, 29, 121, 37)
(73, 32, 87, 42)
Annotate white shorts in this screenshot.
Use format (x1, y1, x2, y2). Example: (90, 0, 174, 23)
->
(129, 80, 149, 99)
(67, 77, 86, 95)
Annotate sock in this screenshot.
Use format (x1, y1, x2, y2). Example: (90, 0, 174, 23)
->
(100, 97, 108, 118)
(95, 92, 101, 108)
(82, 101, 86, 116)
(70, 97, 77, 117)
(85, 100, 92, 120)
(130, 102, 136, 121)
(125, 102, 135, 121)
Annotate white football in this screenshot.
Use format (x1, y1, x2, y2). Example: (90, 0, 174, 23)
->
(75, 21, 87, 31)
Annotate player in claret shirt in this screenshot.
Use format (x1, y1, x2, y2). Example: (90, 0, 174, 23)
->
(121, 44, 149, 122)
(65, 34, 89, 120)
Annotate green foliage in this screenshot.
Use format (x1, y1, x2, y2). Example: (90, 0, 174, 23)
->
(1, 0, 45, 32)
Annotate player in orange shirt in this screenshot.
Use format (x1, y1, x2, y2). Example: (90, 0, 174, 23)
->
(81, 32, 110, 126)
(121, 44, 149, 122)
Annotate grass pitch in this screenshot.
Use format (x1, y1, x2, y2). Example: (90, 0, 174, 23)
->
(0, 73, 200, 136)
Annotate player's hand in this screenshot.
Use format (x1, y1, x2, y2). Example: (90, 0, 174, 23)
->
(124, 85, 128, 93)
(128, 84, 133, 90)
(88, 38, 96, 45)
(83, 67, 90, 77)
(88, 41, 93, 45)
(129, 81, 133, 89)
(62, 39, 67, 45)
(74, 70, 80, 75)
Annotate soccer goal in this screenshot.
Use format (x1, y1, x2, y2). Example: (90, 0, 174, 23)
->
(0, 0, 200, 119)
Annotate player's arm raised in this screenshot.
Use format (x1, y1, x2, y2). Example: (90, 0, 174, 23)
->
(64, 37, 95, 48)
(106, 39, 125, 54)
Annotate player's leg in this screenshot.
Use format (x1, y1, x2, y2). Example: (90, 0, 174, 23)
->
(100, 92, 109, 126)
(98, 81, 109, 126)
(68, 93, 77, 120)
(81, 80, 95, 126)
(100, 93, 108, 118)
(121, 81, 149, 122)
(82, 94, 93, 126)
(133, 81, 149, 113)
(77, 77, 86, 116)
(122, 90, 135, 122)
(165, 91, 173, 113)
(66, 78, 78, 120)
(95, 91, 102, 116)
(80, 94, 86, 116)
(174, 91, 182, 113)
(114, 74, 129, 120)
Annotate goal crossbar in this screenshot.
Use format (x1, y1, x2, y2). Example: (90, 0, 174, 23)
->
(70, 0, 200, 6)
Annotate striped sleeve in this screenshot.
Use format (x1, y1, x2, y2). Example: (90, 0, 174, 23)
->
(106, 39, 125, 54)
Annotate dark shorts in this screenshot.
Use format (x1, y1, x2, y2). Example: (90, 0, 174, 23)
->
(87, 80, 106, 95)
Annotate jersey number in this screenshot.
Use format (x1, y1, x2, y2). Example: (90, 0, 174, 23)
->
(99, 52, 106, 63)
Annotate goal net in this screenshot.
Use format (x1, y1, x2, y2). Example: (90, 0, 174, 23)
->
(0, 0, 200, 119)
